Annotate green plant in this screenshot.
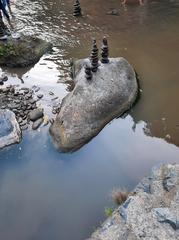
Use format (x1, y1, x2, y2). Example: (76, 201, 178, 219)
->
(104, 207, 114, 217)
(0, 43, 18, 57)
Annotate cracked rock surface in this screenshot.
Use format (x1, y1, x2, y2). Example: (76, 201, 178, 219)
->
(88, 164, 179, 240)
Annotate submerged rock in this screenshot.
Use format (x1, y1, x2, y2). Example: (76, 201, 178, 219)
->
(50, 57, 138, 152)
(32, 117, 44, 130)
(29, 108, 44, 122)
(0, 36, 52, 67)
(87, 164, 179, 240)
(0, 109, 21, 149)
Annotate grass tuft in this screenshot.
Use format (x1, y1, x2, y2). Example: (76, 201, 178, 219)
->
(111, 188, 130, 206)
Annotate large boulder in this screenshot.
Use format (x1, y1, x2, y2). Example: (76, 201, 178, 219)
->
(88, 164, 179, 240)
(0, 109, 21, 149)
(50, 57, 138, 152)
(0, 36, 52, 67)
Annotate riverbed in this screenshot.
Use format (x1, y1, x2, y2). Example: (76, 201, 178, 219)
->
(0, 0, 179, 239)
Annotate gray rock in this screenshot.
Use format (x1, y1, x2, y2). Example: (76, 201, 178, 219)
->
(163, 165, 178, 191)
(37, 94, 43, 99)
(29, 108, 44, 122)
(153, 208, 179, 230)
(106, 9, 120, 16)
(88, 164, 179, 240)
(50, 57, 138, 152)
(0, 109, 21, 149)
(0, 36, 52, 68)
(32, 118, 43, 130)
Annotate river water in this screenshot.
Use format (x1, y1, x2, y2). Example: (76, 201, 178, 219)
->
(0, 0, 179, 239)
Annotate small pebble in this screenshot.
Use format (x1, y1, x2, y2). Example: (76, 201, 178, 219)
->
(0, 80, 4, 85)
(37, 94, 43, 99)
(2, 76, 8, 82)
(34, 87, 40, 92)
(49, 118, 54, 124)
(21, 125, 28, 131)
(29, 108, 44, 121)
(49, 91, 54, 96)
(51, 97, 58, 101)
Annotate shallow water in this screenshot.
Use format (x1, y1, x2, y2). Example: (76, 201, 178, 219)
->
(0, 0, 179, 239)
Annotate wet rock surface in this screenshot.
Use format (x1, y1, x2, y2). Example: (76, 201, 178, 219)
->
(0, 75, 8, 86)
(50, 57, 138, 152)
(0, 109, 21, 149)
(0, 85, 38, 130)
(0, 84, 61, 137)
(29, 108, 44, 122)
(32, 117, 44, 130)
(88, 164, 179, 240)
(0, 36, 52, 68)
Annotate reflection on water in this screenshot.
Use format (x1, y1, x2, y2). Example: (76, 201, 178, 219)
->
(0, 117, 178, 240)
(0, 0, 179, 239)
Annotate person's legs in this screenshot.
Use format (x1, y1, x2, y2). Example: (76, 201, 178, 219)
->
(122, 0, 144, 5)
(121, 0, 127, 4)
(7, 0, 12, 15)
(139, 0, 144, 5)
(0, 11, 8, 40)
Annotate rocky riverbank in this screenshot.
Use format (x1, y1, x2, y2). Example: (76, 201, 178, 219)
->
(0, 83, 60, 149)
(88, 164, 179, 240)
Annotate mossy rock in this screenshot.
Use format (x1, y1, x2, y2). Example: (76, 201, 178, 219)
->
(0, 36, 52, 67)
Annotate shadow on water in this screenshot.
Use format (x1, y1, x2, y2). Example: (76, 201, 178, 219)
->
(0, 0, 179, 239)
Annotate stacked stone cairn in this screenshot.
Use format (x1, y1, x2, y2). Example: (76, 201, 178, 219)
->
(101, 36, 109, 64)
(90, 39, 99, 72)
(73, 0, 82, 17)
(85, 62, 92, 81)
(84, 37, 110, 80)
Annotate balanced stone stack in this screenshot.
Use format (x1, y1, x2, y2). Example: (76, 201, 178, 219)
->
(101, 36, 109, 64)
(85, 62, 92, 80)
(90, 39, 99, 72)
(73, 0, 82, 17)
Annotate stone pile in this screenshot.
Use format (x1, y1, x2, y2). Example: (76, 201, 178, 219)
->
(101, 36, 109, 64)
(0, 86, 37, 130)
(73, 0, 81, 17)
(84, 37, 110, 81)
(90, 39, 99, 72)
(85, 62, 92, 80)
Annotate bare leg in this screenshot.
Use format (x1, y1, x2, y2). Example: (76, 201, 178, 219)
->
(121, 0, 127, 5)
(8, 5, 13, 15)
(139, 0, 144, 5)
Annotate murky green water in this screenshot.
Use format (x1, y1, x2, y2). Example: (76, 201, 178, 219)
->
(0, 0, 179, 239)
